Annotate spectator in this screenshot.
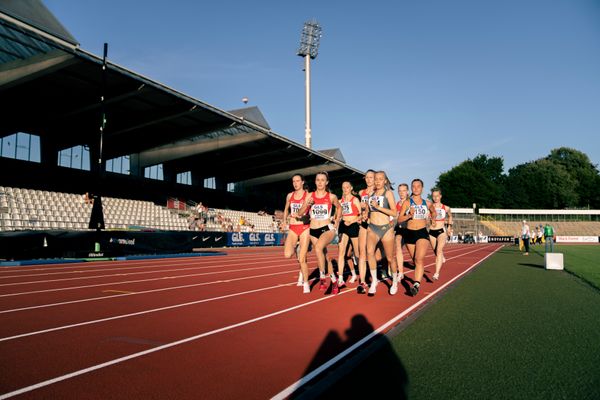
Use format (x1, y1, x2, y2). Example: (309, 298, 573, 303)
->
(188, 214, 197, 231)
(544, 223, 555, 253)
(521, 220, 531, 255)
(81, 192, 93, 205)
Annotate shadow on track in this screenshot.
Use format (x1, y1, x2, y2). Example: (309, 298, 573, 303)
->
(290, 314, 408, 399)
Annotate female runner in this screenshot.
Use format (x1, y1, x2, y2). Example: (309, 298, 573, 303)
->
(429, 188, 453, 280)
(397, 179, 437, 296)
(394, 183, 410, 281)
(366, 171, 400, 296)
(356, 170, 375, 294)
(283, 174, 311, 293)
(296, 171, 342, 294)
(336, 181, 361, 289)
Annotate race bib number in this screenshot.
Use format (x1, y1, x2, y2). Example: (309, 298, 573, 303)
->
(436, 208, 446, 220)
(369, 195, 384, 211)
(412, 205, 428, 220)
(290, 202, 302, 215)
(341, 201, 353, 215)
(310, 204, 329, 220)
(361, 194, 370, 203)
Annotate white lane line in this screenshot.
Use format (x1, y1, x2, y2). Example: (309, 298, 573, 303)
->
(0, 261, 297, 298)
(0, 258, 299, 287)
(270, 244, 503, 399)
(0, 245, 471, 297)
(0, 279, 302, 343)
(0, 286, 352, 400)
(0, 252, 288, 277)
(0, 269, 301, 314)
(0, 245, 492, 337)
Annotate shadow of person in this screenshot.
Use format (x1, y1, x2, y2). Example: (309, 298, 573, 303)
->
(518, 262, 545, 269)
(290, 314, 408, 399)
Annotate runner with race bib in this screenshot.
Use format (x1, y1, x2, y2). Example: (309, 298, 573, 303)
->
(397, 178, 437, 296)
(395, 183, 410, 282)
(336, 182, 361, 289)
(356, 170, 376, 294)
(366, 171, 400, 296)
(429, 187, 453, 281)
(282, 174, 312, 293)
(296, 171, 342, 294)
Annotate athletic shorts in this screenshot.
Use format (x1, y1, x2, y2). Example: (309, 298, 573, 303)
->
(395, 225, 407, 237)
(310, 225, 334, 239)
(289, 224, 309, 237)
(429, 228, 445, 239)
(404, 227, 430, 245)
(338, 222, 360, 238)
(360, 220, 369, 229)
(368, 222, 393, 239)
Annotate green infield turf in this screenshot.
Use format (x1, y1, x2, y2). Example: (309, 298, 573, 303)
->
(309, 245, 600, 400)
(545, 245, 600, 290)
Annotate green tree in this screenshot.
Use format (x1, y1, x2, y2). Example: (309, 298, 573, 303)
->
(436, 155, 505, 208)
(546, 147, 600, 208)
(504, 159, 578, 208)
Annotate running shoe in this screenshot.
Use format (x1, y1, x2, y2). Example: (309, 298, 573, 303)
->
(296, 271, 303, 286)
(357, 282, 368, 294)
(390, 282, 398, 295)
(337, 279, 346, 289)
(303, 282, 310, 294)
(432, 273, 439, 281)
(319, 278, 327, 291)
(368, 281, 378, 296)
(410, 284, 420, 296)
(332, 280, 340, 295)
(349, 274, 357, 284)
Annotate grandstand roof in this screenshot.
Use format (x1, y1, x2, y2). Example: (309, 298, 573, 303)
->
(0, 4, 364, 196)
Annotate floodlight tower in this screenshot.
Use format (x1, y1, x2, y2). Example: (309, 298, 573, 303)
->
(297, 19, 322, 149)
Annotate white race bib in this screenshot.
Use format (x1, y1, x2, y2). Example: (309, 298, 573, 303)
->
(412, 205, 428, 220)
(435, 208, 446, 220)
(290, 202, 302, 215)
(310, 204, 330, 220)
(341, 201, 353, 215)
(369, 195, 384, 211)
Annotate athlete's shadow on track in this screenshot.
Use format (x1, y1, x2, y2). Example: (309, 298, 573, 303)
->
(290, 314, 408, 399)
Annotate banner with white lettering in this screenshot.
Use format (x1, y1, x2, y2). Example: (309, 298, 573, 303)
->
(227, 233, 285, 246)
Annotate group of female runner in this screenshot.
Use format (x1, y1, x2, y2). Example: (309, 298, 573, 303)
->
(283, 170, 453, 296)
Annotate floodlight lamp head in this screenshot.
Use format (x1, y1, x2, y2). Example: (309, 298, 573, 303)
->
(297, 19, 322, 59)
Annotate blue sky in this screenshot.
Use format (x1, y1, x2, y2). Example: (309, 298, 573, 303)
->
(45, 0, 600, 193)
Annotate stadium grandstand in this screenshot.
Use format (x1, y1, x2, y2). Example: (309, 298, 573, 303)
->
(0, 1, 364, 258)
(2, 1, 598, 259)
(447, 208, 600, 240)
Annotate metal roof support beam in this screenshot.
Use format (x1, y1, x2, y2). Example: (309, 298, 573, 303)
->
(237, 163, 344, 187)
(138, 130, 266, 167)
(0, 49, 76, 89)
(106, 104, 201, 138)
(62, 83, 147, 118)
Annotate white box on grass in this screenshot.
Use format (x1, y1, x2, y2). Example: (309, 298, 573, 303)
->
(545, 253, 564, 270)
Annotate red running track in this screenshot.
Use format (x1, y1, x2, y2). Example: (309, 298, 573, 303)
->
(0, 243, 502, 399)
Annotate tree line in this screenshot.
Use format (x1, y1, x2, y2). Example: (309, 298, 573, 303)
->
(435, 147, 600, 209)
